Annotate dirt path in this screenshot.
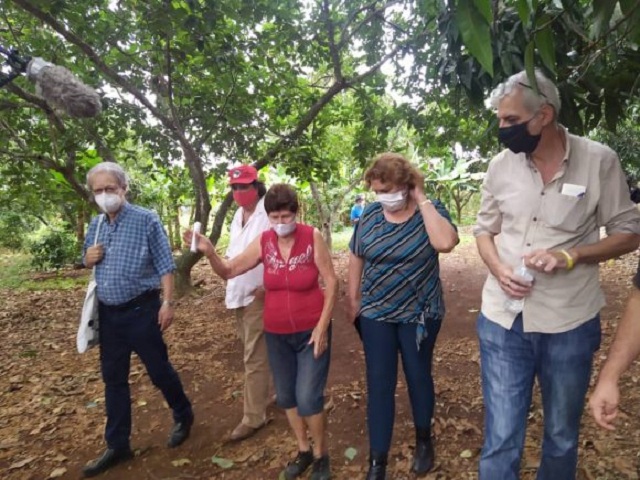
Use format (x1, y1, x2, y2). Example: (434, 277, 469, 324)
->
(0, 240, 638, 479)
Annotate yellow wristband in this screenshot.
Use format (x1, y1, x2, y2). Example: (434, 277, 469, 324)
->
(559, 249, 575, 270)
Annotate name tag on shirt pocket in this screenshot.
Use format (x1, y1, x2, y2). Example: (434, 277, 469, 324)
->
(542, 192, 588, 231)
(561, 183, 586, 198)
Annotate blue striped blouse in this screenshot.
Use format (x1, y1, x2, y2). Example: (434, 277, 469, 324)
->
(349, 200, 455, 343)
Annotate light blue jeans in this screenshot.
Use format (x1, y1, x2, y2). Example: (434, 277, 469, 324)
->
(477, 313, 600, 480)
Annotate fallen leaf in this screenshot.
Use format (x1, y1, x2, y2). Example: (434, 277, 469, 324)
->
(344, 447, 358, 461)
(49, 467, 67, 478)
(212, 456, 234, 469)
(171, 458, 191, 467)
(9, 457, 36, 470)
(460, 449, 474, 458)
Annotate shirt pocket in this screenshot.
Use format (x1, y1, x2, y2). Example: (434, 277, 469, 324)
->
(541, 194, 589, 232)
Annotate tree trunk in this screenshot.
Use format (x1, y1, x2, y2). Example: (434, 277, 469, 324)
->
(173, 207, 181, 250)
(174, 192, 234, 296)
(76, 204, 85, 244)
(309, 181, 333, 250)
(323, 219, 333, 252)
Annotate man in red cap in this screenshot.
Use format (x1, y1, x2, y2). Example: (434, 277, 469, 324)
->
(224, 165, 273, 441)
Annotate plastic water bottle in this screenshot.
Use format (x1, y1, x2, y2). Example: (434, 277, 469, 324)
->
(504, 262, 534, 314)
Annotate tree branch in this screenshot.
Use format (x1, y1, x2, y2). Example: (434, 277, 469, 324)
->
(347, 40, 408, 86)
(9, 0, 211, 228)
(9, 0, 173, 128)
(194, 69, 237, 154)
(338, 0, 402, 50)
(322, 0, 343, 81)
(4, 82, 66, 132)
(164, 31, 182, 130)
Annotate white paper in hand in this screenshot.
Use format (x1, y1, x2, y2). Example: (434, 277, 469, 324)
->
(190, 222, 201, 252)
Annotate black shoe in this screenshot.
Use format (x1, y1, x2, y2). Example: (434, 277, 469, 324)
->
(167, 415, 194, 448)
(82, 448, 134, 478)
(282, 450, 314, 479)
(366, 451, 387, 480)
(310, 455, 331, 480)
(412, 428, 434, 475)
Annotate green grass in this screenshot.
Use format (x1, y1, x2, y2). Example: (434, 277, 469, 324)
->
(332, 229, 354, 252)
(0, 252, 32, 289)
(0, 251, 89, 291)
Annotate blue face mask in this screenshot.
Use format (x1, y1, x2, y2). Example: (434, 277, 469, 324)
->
(498, 118, 541, 154)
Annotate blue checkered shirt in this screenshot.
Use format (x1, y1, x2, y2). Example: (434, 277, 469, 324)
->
(82, 202, 175, 306)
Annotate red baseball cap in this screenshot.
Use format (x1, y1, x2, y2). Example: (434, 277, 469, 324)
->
(228, 165, 258, 185)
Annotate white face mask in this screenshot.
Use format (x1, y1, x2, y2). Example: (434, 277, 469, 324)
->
(95, 192, 123, 214)
(272, 221, 297, 237)
(376, 190, 407, 212)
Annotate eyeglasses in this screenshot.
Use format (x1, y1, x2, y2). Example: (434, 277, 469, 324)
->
(93, 187, 119, 195)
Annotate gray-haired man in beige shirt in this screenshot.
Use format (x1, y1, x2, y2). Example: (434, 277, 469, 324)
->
(474, 69, 640, 480)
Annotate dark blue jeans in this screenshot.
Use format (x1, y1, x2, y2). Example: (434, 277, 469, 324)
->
(477, 313, 601, 480)
(98, 293, 192, 450)
(360, 317, 441, 454)
(265, 325, 332, 417)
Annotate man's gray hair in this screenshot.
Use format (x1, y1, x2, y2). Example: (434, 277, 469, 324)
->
(86, 162, 129, 190)
(486, 70, 561, 117)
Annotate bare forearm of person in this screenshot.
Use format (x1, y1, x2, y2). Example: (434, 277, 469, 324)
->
(419, 203, 458, 252)
(161, 273, 174, 302)
(347, 253, 363, 302)
(476, 234, 506, 278)
(205, 250, 233, 279)
(570, 233, 639, 265)
(319, 277, 338, 328)
(598, 288, 640, 383)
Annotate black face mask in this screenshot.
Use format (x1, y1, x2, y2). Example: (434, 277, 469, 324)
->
(498, 118, 541, 154)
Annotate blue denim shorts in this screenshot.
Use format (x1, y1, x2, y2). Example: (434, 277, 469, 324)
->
(265, 325, 332, 417)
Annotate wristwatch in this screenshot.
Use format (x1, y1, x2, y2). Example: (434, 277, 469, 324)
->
(162, 300, 175, 307)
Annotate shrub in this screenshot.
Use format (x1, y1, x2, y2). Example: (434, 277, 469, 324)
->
(0, 212, 29, 250)
(27, 230, 79, 271)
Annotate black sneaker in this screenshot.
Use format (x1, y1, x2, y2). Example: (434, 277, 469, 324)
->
(283, 450, 314, 479)
(310, 455, 331, 480)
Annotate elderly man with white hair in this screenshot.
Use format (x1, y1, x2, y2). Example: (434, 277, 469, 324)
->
(81, 162, 193, 477)
(473, 70, 640, 480)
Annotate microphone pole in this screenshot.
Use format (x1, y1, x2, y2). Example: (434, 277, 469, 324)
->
(0, 45, 102, 118)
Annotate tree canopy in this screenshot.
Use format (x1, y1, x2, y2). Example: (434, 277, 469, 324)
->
(1, 0, 639, 283)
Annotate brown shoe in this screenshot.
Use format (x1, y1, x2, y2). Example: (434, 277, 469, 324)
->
(228, 422, 264, 442)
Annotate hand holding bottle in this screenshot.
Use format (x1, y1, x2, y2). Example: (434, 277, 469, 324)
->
(504, 261, 535, 313)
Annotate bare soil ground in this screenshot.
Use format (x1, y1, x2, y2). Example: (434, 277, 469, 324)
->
(1, 239, 639, 480)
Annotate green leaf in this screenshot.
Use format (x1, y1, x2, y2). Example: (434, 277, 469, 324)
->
(344, 447, 358, 461)
(591, 0, 616, 39)
(211, 456, 234, 469)
(619, 0, 640, 43)
(455, 0, 494, 77)
(515, 0, 530, 25)
(472, 0, 492, 24)
(534, 18, 556, 75)
(524, 41, 536, 91)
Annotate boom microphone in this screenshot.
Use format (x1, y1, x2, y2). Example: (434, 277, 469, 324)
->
(26, 57, 102, 118)
(0, 46, 102, 118)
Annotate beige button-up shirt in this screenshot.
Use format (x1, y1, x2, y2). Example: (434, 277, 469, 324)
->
(474, 128, 640, 333)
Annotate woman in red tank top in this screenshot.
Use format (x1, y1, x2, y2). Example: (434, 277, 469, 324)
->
(186, 183, 338, 480)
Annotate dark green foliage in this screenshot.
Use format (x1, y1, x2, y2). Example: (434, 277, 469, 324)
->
(0, 212, 30, 250)
(27, 229, 79, 270)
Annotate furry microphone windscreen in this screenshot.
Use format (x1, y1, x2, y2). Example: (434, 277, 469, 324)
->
(27, 58, 102, 118)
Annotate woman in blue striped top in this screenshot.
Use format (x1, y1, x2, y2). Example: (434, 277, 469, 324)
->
(347, 153, 459, 479)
